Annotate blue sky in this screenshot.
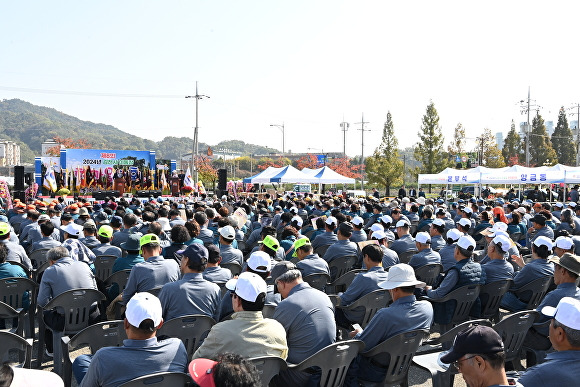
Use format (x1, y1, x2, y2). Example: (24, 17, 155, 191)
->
(2, 1, 580, 157)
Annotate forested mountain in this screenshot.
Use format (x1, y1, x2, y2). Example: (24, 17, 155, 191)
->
(0, 99, 278, 163)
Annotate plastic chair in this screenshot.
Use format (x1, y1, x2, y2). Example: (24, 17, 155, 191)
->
(325, 269, 365, 294)
(34, 260, 51, 283)
(118, 372, 192, 387)
(61, 320, 127, 387)
(414, 264, 443, 286)
(428, 284, 481, 334)
(478, 279, 513, 321)
(492, 310, 539, 368)
(304, 230, 315, 240)
(249, 356, 288, 387)
(0, 331, 33, 368)
(513, 276, 553, 310)
(0, 300, 26, 336)
(146, 287, 162, 297)
(262, 305, 276, 318)
(287, 340, 365, 387)
(157, 314, 216, 358)
(221, 262, 242, 276)
(103, 269, 132, 294)
(336, 289, 392, 328)
(314, 244, 331, 258)
(509, 232, 523, 243)
(37, 288, 106, 374)
(303, 273, 331, 291)
(237, 240, 247, 254)
(0, 277, 38, 338)
(94, 255, 118, 281)
(29, 248, 51, 267)
(398, 251, 417, 264)
(328, 255, 358, 280)
(412, 319, 492, 387)
(358, 329, 429, 387)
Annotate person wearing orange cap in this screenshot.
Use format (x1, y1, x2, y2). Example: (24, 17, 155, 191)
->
(8, 202, 27, 234)
(188, 354, 261, 387)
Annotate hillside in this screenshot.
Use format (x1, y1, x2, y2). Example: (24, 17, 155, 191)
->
(0, 99, 278, 163)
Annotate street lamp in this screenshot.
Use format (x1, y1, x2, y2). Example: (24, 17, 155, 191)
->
(270, 123, 285, 154)
(185, 82, 210, 185)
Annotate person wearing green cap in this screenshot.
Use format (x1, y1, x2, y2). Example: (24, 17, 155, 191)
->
(93, 225, 122, 258)
(294, 238, 330, 278)
(121, 234, 180, 304)
(0, 222, 32, 270)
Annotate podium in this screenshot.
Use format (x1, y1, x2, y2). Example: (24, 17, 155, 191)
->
(170, 177, 180, 197)
(114, 179, 126, 196)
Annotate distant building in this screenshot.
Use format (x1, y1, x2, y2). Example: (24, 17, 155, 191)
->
(545, 121, 554, 136)
(0, 141, 20, 167)
(495, 132, 504, 149)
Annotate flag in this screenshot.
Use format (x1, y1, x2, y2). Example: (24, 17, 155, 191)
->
(184, 167, 193, 188)
(43, 165, 57, 192)
(75, 167, 82, 189)
(161, 170, 168, 190)
(197, 180, 206, 195)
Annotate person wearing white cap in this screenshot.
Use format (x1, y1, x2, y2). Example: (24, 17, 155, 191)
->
(61, 222, 96, 264)
(500, 236, 555, 312)
(311, 216, 338, 250)
(158, 244, 221, 321)
(481, 235, 514, 284)
(429, 218, 447, 251)
(478, 229, 520, 266)
(72, 292, 188, 386)
(436, 229, 462, 272)
(456, 217, 472, 235)
(335, 244, 389, 329)
(554, 236, 575, 257)
(552, 202, 564, 220)
(460, 206, 476, 230)
(408, 232, 441, 270)
(425, 235, 484, 324)
(344, 264, 433, 386)
(523, 252, 580, 354)
(192, 272, 288, 361)
(390, 220, 418, 257)
(218, 225, 243, 266)
(435, 207, 455, 231)
(518, 297, 580, 386)
(371, 230, 400, 269)
(349, 216, 367, 243)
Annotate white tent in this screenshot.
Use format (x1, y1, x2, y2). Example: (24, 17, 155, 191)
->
(242, 166, 284, 184)
(418, 167, 481, 185)
(301, 166, 355, 184)
(269, 165, 312, 183)
(480, 165, 565, 184)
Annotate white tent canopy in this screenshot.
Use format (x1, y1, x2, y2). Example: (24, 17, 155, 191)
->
(301, 166, 355, 184)
(418, 167, 482, 185)
(243, 166, 284, 184)
(269, 165, 312, 183)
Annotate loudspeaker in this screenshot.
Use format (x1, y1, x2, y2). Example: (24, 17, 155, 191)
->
(14, 166, 24, 191)
(136, 190, 162, 198)
(92, 190, 120, 200)
(218, 169, 227, 191)
(12, 190, 25, 202)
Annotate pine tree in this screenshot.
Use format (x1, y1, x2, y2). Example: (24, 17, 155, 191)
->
(551, 107, 576, 165)
(502, 120, 525, 165)
(366, 112, 403, 195)
(530, 111, 558, 166)
(414, 101, 447, 175)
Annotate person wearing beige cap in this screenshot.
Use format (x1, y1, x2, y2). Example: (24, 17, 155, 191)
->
(345, 263, 433, 386)
(523, 253, 580, 354)
(518, 297, 580, 386)
(73, 292, 188, 386)
(192, 272, 288, 361)
(424, 235, 484, 324)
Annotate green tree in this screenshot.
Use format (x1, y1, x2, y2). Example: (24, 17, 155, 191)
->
(475, 128, 505, 168)
(447, 123, 466, 155)
(551, 107, 576, 165)
(530, 111, 558, 166)
(414, 101, 448, 177)
(366, 112, 403, 195)
(502, 120, 525, 165)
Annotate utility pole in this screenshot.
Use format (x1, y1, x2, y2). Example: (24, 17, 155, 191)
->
(340, 118, 349, 156)
(519, 87, 540, 167)
(568, 103, 580, 166)
(355, 113, 370, 191)
(402, 154, 406, 186)
(270, 123, 285, 154)
(185, 82, 210, 185)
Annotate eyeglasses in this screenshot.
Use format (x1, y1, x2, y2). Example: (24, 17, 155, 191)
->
(452, 355, 476, 371)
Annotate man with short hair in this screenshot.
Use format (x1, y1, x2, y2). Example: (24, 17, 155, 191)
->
(272, 265, 335, 386)
(111, 213, 139, 248)
(345, 264, 433, 386)
(158, 244, 220, 320)
(294, 238, 330, 278)
(218, 225, 243, 266)
(121, 234, 180, 303)
(80, 221, 100, 250)
(526, 213, 555, 249)
(439, 325, 515, 387)
(408, 232, 441, 269)
(202, 244, 232, 283)
(73, 292, 188, 387)
(518, 297, 580, 386)
(92, 225, 122, 258)
(30, 222, 61, 253)
(336, 244, 389, 328)
(193, 272, 288, 360)
(168, 209, 186, 227)
(323, 222, 358, 268)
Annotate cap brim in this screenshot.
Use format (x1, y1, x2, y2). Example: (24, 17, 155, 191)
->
(541, 305, 557, 318)
(225, 278, 238, 292)
(378, 279, 426, 290)
(440, 349, 463, 364)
